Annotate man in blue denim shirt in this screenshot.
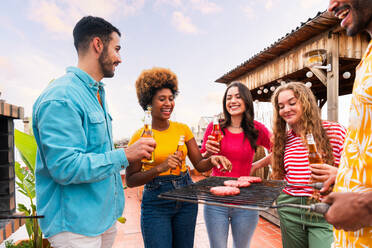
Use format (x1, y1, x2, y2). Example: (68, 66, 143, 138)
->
(32, 16, 156, 248)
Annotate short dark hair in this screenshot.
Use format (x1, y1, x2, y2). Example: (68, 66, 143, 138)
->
(73, 16, 121, 53)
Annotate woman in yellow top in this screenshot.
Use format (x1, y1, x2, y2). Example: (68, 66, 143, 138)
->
(126, 67, 232, 248)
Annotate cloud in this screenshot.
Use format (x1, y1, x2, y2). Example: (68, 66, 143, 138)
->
(265, 0, 274, 10)
(243, 5, 256, 19)
(300, 0, 324, 9)
(155, 0, 182, 8)
(190, 0, 222, 14)
(28, 0, 73, 36)
(27, 0, 145, 37)
(0, 52, 64, 117)
(172, 11, 199, 34)
(205, 91, 224, 105)
(0, 57, 12, 71)
(0, 56, 15, 82)
(122, 0, 146, 16)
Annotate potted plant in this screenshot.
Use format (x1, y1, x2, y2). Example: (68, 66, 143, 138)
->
(5, 129, 51, 248)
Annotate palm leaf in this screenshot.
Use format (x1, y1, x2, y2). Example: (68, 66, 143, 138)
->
(14, 129, 37, 172)
(15, 162, 25, 182)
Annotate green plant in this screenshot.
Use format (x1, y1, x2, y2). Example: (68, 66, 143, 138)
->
(5, 239, 33, 248)
(14, 129, 48, 248)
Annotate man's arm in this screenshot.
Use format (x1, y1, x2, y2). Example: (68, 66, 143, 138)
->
(322, 191, 372, 231)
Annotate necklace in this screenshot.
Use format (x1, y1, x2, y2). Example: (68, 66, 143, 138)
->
(230, 125, 241, 128)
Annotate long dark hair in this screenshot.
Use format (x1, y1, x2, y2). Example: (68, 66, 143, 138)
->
(221, 81, 259, 151)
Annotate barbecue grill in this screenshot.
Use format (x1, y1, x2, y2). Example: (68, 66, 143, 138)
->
(158, 177, 329, 213)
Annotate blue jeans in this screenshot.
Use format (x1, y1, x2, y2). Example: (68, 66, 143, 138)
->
(141, 172, 198, 248)
(204, 204, 258, 248)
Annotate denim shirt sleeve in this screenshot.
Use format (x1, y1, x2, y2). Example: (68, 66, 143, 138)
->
(35, 99, 128, 185)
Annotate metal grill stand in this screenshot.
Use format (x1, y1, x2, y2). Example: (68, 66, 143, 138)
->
(159, 177, 286, 211)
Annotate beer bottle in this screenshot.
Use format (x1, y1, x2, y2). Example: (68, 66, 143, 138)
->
(306, 133, 323, 164)
(211, 116, 222, 144)
(307, 132, 324, 187)
(176, 135, 185, 156)
(141, 106, 154, 164)
(172, 135, 185, 174)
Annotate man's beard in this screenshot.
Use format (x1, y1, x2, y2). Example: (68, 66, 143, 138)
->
(347, 1, 372, 36)
(99, 48, 114, 78)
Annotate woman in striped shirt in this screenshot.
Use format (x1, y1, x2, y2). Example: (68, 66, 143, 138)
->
(270, 82, 346, 248)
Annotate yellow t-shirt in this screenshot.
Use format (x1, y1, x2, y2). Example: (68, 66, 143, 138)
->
(128, 121, 194, 176)
(332, 40, 372, 248)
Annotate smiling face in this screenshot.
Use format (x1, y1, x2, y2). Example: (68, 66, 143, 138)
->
(277, 89, 303, 128)
(99, 32, 122, 78)
(328, 0, 372, 36)
(225, 86, 246, 117)
(151, 88, 175, 121)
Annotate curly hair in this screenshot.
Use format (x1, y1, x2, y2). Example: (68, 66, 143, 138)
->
(135, 67, 179, 110)
(220, 81, 259, 151)
(271, 82, 334, 180)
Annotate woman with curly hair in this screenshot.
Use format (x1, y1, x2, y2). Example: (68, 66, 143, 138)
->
(201, 81, 272, 248)
(125, 67, 232, 248)
(270, 82, 346, 248)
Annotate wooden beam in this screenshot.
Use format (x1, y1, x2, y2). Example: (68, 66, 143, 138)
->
(309, 67, 327, 86)
(327, 32, 339, 122)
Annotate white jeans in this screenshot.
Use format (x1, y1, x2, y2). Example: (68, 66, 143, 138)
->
(48, 224, 117, 248)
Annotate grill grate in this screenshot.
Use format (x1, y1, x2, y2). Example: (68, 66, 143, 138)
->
(158, 176, 286, 210)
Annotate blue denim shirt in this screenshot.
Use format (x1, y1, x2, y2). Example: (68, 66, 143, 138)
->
(32, 67, 128, 237)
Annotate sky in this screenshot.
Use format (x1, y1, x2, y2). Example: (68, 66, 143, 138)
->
(1, 0, 345, 140)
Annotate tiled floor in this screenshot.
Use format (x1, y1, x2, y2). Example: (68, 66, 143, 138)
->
(114, 175, 282, 248)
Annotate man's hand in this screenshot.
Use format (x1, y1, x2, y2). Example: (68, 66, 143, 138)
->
(322, 192, 372, 231)
(124, 137, 156, 163)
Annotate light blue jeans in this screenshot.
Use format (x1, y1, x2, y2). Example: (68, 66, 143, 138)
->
(204, 204, 258, 248)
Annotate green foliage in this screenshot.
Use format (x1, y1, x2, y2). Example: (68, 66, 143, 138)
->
(14, 129, 47, 248)
(5, 240, 33, 248)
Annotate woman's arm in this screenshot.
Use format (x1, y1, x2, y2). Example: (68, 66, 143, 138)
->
(125, 155, 181, 187)
(250, 153, 272, 175)
(186, 138, 231, 172)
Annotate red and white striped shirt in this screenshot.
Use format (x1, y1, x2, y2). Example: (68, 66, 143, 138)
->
(283, 121, 346, 196)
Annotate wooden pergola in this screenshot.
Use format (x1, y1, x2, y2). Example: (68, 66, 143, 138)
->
(216, 11, 370, 122)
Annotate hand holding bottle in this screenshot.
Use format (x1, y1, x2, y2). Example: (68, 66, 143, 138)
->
(205, 116, 223, 156)
(310, 163, 338, 194)
(205, 135, 221, 155)
(156, 154, 182, 174)
(125, 137, 156, 163)
(170, 135, 185, 174)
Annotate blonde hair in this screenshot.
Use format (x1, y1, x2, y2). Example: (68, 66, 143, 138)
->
(271, 82, 334, 180)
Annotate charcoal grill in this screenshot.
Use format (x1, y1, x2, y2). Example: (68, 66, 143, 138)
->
(159, 176, 286, 211)
(158, 176, 330, 213)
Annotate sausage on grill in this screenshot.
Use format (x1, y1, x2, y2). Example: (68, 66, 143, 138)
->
(238, 176, 262, 183)
(224, 180, 251, 188)
(210, 186, 240, 196)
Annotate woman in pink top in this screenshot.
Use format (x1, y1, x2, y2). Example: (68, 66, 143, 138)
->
(201, 81, 271, 248)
